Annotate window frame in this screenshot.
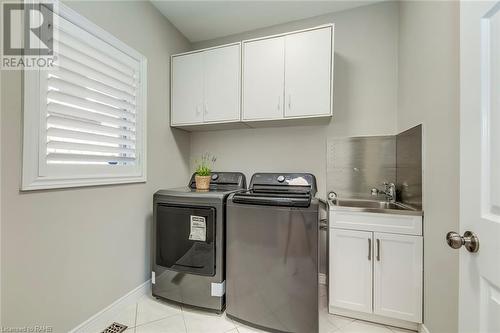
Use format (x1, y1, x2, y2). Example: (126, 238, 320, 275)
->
(22, 1, 148, 190)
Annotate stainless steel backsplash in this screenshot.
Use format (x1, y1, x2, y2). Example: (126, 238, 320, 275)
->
(326, 125, 422, 207)
(396, 125, 422, 210)
(327, 136, 396, 199)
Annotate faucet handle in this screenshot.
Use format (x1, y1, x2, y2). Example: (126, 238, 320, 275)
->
(371, 188, 379, 196)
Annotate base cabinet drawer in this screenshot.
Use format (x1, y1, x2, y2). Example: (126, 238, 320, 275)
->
(329, 227, 423, 324)
(330, 210, 422, 235)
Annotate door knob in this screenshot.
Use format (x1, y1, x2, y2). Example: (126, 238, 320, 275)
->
(446, 231, 479, 253)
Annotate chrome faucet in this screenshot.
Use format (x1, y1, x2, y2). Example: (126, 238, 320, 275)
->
(371, 182, 396, 203)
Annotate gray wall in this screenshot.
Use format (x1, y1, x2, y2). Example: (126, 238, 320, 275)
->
(0, 1, 191, 331)
(398, 2, 460, 332)
(190, 1, 400, 198)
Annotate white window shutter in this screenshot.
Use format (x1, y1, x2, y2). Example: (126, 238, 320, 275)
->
(22, 3, 147, 190)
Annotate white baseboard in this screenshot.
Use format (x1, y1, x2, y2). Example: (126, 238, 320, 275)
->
(330, 306, 419, 331)
(319, 273, 327, 285)
(69, 279, 151, 333)
(419, 323, 430, 333)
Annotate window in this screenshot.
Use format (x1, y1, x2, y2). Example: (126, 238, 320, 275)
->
(22, 3, 147, 190)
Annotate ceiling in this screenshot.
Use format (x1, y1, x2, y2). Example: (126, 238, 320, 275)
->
(151, 1, 384, 43)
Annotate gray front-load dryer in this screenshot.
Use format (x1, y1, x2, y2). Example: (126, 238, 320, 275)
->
(153, 172, 246, 313)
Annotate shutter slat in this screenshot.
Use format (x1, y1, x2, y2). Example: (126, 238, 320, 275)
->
(48, 77, 135, 112)
(57, 29, 135, 77)
(42, 13, 143, 169)
(47, 91, 136, 121)
(47, 103, 135, 129)
(47, 128, 135, 147)
(47, 153, 135, 163)
(47, 141, 135, 156)
(49, 68, 135, 103)
(57, 41, 136, 87)
(47, 115, 136, 139)
(56, 55, 135, 96)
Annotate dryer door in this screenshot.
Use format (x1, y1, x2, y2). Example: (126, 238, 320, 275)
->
(156, 204, 216, 276)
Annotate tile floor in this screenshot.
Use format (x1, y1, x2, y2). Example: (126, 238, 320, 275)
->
(102, 285, 416, 333)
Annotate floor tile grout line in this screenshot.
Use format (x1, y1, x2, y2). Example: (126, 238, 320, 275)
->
(133, 308, 183, 329)
(133, 303, 138, 333)
(181, 305, 189, 333)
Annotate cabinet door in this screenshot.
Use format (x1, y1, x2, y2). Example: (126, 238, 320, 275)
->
(284, 26, 332, 118)
(242, 37, 285, 120)
(329, 229, 373, 314)
(373, 233, 423, 323)
(203, 44, 241, 122)
(171, 52, 204, 125)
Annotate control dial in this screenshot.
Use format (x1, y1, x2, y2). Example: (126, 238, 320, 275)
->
(211, 173, 219, 181)
(277, 175, 285, 183)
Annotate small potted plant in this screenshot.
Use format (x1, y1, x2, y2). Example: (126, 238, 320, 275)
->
(194, 153, 216, 190)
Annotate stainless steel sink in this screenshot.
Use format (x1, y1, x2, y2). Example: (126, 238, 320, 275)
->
(330, 198, 422, 216)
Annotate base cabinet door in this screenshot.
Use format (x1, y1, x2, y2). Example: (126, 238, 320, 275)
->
(373, 233, 423, 323)
(329, 229, 373, 313)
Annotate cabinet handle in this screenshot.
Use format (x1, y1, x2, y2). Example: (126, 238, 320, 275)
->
(368, 238, 372, 261)
(204, 103, 208, 115)
(288, 94, 292, 110)
(277, 96, 281, 112)
(376, 239, 381, 261)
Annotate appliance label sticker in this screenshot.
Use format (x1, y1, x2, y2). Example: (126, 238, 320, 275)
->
(189, 216, 206, 241)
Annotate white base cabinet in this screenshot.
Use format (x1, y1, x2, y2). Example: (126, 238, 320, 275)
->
(329, 210, 423, 325)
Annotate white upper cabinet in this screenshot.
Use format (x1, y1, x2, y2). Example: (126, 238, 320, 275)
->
(171, 52, 204, 125)
(170, 24, 334, 130)
(284, 27, 332, 118)
(242, 25, 333, 122)
(242, 37, 285, 121)
(171, 43, 241, 126)
(204, 44, 241, 122)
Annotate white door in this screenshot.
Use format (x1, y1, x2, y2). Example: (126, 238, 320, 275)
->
(171, 52, 204, 125)
(203, 44, 241, 123)
(284, 27, 332, 118)
(373, 233, 422, 323)
(329, 229, 373, 314)
(242, 37, 285, 121)
(459, 2, 500, 332)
